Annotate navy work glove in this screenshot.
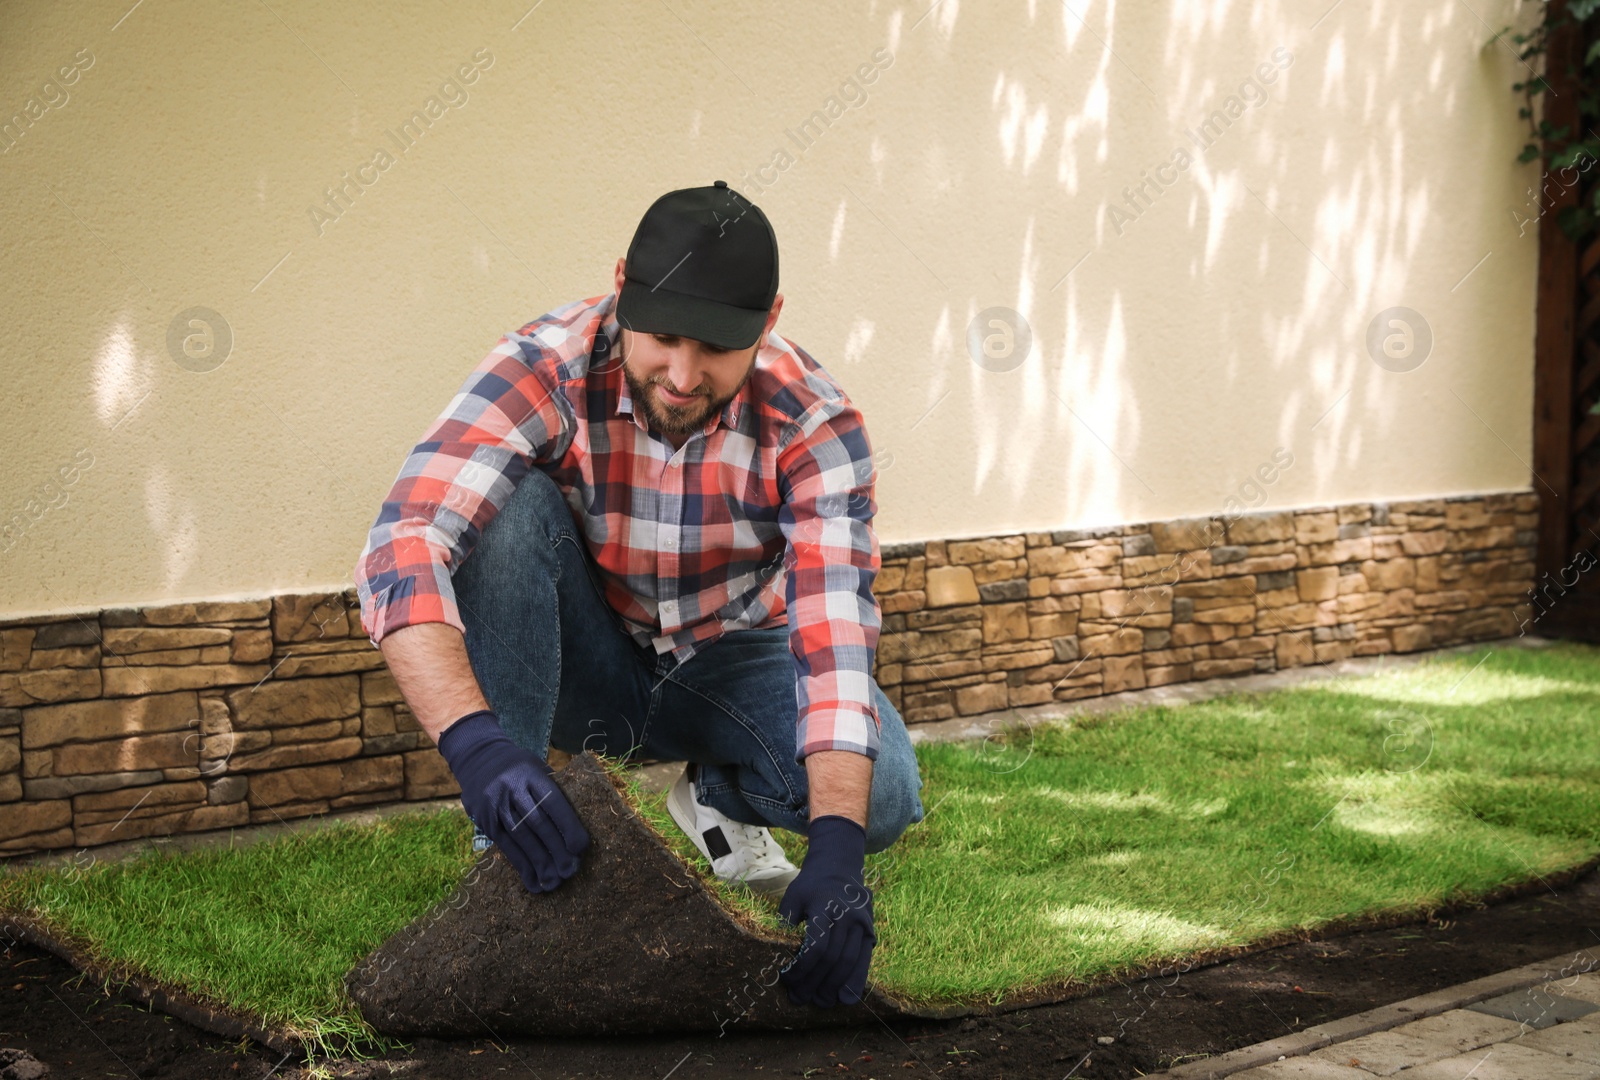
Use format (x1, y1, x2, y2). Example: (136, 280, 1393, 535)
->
(776, 814, 876, 1008)
(436, 709, 590, 894)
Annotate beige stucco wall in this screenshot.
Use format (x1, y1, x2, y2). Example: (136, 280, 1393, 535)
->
(0, 0, 1541, 620)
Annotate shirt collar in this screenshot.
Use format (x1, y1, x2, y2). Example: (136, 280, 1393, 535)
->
(601, 292, 751, 437)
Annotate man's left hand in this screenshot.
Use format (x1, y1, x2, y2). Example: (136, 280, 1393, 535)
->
(777, 814, 875, 1007)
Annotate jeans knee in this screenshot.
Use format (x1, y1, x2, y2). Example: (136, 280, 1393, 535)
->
(505, 467, 573, 541)
(458, 468, 568, 587)
(860, 690, 923, 854)
(864, 764, 925, 854)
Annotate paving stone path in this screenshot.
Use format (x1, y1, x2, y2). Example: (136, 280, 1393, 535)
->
(1151, 948, 1600, 1079)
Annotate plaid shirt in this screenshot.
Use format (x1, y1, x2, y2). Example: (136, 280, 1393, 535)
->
(353, 291, 885, 762)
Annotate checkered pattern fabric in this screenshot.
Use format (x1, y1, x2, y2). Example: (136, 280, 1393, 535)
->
(353, 291, 885, 761)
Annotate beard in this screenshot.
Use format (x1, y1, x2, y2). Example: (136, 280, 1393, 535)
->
(622, 356, 755, 438)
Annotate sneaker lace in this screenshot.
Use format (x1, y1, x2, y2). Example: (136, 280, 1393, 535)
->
(723, 819, 786, 871)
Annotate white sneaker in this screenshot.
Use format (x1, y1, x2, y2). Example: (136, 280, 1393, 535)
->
(666, 763, 801, 901)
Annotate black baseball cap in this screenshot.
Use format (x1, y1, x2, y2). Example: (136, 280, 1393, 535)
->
(616, 181, 779, 350)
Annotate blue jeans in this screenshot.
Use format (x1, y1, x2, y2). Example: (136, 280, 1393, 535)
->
(450, 465, 926, 854)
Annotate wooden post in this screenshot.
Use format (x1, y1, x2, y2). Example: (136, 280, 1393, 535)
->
(1531, 0, 1600, 637)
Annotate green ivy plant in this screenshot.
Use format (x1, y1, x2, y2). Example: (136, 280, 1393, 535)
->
(1492, 0, 1600, 244)
(1495, 4, 1600, 415)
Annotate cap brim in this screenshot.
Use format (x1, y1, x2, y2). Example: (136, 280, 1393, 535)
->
(616, 280, 768, 350)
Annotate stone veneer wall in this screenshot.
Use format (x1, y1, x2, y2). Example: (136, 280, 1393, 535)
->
(0, 492, 1538, 856)
(874, 493, 1537, 721)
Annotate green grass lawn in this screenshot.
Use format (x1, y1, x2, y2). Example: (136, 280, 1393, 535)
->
(3, 641, 1598, 1061)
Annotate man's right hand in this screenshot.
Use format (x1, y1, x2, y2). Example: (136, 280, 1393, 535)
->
(436, 709, 590, 893)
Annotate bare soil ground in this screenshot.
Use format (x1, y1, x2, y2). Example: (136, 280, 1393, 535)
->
(0, 859, 1594, 1079)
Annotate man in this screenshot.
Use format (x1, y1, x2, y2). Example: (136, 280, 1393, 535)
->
(352, 181, 925, 1011)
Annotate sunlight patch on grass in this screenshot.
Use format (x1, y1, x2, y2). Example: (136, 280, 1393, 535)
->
(1336, 668, 1594, 706)
(1040, 902, 1225, 951)
(1085, 849, 1142, 866)
(1030, 787, 1173, 813)
(1331, 799, 1437, 836)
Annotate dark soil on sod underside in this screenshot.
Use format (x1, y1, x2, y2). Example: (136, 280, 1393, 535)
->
(0, 858, 1595, 1080)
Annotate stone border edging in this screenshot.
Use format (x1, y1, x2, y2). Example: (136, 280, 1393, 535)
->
(1148, 945, 1600, 1078)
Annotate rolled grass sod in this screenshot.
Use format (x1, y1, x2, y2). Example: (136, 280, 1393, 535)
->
(2, 641, 1597, 1057)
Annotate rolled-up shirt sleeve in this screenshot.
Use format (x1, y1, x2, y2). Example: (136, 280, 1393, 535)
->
(353, 332, 571, 648)
(776, 397, 884, 764)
